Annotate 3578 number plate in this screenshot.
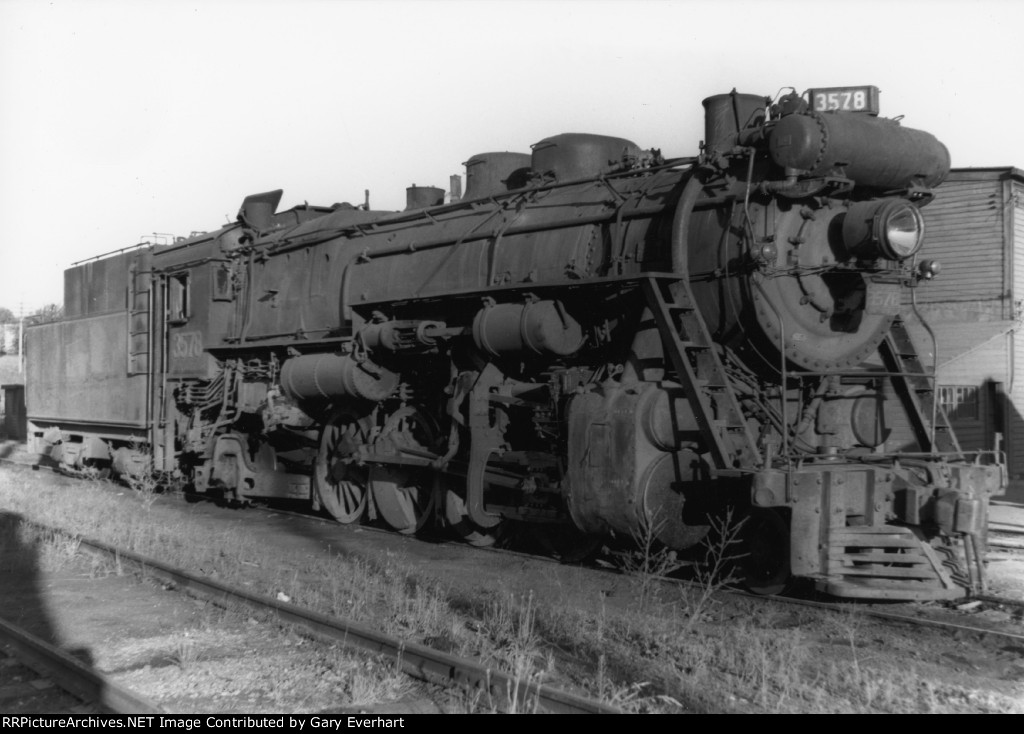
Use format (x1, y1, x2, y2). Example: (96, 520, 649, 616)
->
(864, 280, 901, 316)
(808, 86, 880, 115)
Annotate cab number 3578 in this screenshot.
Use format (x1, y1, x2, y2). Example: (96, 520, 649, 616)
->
(172, 331, 203, 359)
(813, 90, 868, 112)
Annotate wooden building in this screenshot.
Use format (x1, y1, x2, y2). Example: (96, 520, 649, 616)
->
(909, 167, 1024, 475)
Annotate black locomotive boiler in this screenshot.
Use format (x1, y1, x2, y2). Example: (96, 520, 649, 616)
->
(27, 86, 1005, 600)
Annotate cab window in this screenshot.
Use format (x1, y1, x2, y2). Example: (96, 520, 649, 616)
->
(168, 273, 190, 323)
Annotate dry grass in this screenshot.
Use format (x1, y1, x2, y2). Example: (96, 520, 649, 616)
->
(0, 469, 557, 711)
(1, 466, 1022, 714)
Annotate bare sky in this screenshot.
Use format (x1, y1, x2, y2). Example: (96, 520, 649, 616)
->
(2, 0, 1022, 313)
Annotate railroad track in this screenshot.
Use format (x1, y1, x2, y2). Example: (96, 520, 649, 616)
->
(214, 496, 1024, 646)
(16, 520, 620, 715)
(0, 616, 163, 714)
(149, 495, 1024, 648)
(4, 461, 1024, 713)
(989, 521, 1024, 551)
(5, 455, 1024, 682)
(742, 588, 1024, 644)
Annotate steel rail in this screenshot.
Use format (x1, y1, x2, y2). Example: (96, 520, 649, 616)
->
(989, 523, 1024, 535)
(230, 494, 1024, 645)
(65, 533, 620, 714)
(745, 591, 1024, 644)
(971, 594, 1024, 610)
(0, 615, 164, 714)
(5, 459, 1019, 654)
(210, 495, 1024, 647)
(989, 538, 1024, 549)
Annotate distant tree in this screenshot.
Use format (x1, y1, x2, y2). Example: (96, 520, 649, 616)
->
(0, 307, 14, 323)
(25, 304, 63, 325)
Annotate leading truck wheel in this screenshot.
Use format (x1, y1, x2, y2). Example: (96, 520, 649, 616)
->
(740, 509, 792, 596)
(314, 409, 370, 524)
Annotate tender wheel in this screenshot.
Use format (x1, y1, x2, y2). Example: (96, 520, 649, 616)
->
(314, 409, 370, 524)
(82, 459, 112, 481)
(740, 508, 792, 595)
(370, 466, 434, 534)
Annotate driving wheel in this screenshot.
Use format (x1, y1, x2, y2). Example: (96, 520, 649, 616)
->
(314, 409, 370, 524)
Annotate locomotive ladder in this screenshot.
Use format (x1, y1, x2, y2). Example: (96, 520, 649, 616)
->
(642, 275, 761, 470)
(878, 315, 961, 454)
(127, 259, 151, 377)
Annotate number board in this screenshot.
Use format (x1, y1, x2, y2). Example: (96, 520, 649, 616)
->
(808, 86, 880, 115)
(864, 280, 901, 316)
(169, 328, 208, 375)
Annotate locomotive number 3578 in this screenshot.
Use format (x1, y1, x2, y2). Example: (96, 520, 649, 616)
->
(809, 85, 880, 115)
(172, 331, 204, 359)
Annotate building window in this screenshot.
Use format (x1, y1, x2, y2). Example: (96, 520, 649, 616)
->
(938, 385, 980, 421)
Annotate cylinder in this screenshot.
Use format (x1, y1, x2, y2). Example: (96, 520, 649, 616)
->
(472, 300, 583, 358)
(767, 112, 950, 189)
(280, 353, 398, 403)
(702, 92, 769, 155)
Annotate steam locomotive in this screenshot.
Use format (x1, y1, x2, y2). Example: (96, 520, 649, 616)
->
(27, 85, 1006, 600)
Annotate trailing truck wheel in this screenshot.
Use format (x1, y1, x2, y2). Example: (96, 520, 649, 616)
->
(314, 409, 370, 524)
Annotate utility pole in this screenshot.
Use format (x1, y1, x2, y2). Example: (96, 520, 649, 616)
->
(18, 301, 23, 375)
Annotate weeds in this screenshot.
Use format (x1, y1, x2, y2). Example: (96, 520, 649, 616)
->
(79, 464, 106, 483)
(680, 508, 745, 631)
(2, 467, 1022, 714)
(37, 530, 81, 573)
(125, 469, 161, 511)
(620, 510, 687, 613)
(619, 506, 745, 626)
(10, 522, 82, 573)
(478, 591, 551, 712)
(169, 638, 202, 670)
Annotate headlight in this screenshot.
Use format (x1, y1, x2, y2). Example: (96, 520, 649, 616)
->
(881, 202, 925, 258)
(842, 198, 925, 261)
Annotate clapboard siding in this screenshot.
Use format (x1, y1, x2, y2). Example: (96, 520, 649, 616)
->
(894, 169, 1024, 471)
(1010, 329, 1024, 474)
(938, 330, 1005, 455)
(918, 175, 1006, 307)
(895, 316, 1009, 453)
(902, 316, 1011, 379)
(1009, 179, 1024, 474)
(1013, 180, 1024, 302)
(937, 325, 1012, 384)
(952, 420, 988, 453)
